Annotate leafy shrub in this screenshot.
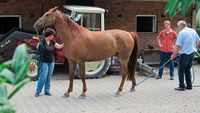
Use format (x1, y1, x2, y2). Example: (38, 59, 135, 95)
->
(0, 44, 32, 113)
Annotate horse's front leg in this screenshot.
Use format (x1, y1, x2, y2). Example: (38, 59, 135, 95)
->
(116, 60, 128, 95)
(78, 62, 87, 98)
(63, 60, 76, 97)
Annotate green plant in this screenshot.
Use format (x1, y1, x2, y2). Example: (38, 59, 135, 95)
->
(196, 10, 200, 35)
(164, 0, 200, 18)
(0, 44, 32, 113)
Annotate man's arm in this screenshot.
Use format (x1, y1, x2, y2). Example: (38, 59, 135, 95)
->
(171, 45, 181, 60)
(157, 32, 162, 48)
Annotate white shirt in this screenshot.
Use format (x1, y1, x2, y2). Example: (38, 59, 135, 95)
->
(176, 27, 200, 54)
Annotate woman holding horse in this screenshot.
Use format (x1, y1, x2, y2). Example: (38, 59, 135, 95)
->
(35, 28, 64, 97)
(33, 7, 138, 98)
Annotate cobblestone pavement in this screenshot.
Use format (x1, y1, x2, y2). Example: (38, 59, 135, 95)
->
(10, 65, 200, 113)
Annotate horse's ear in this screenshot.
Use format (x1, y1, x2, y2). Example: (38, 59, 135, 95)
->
(69, 16, 73, 19)
(52, 6, 59, 12)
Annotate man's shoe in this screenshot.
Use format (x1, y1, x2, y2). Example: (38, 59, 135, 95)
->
(156, 76, 162, 79)
(170, 77, 174, 80)
(45, 93, 52, 96)
(35, 93, 40, 97)
(174, 87, 185, 91)
(185, 87, 192, 90)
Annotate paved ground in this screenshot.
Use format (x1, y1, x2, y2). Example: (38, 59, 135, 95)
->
(10, 65, 200, 113)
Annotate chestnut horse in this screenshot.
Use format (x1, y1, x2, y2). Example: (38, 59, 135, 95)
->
(33, 7, 138, 98)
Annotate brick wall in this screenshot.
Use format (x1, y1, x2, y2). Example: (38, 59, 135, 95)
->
(0, 0, 62, 31)
(94, 0, 190, 49)
(0, 0, 192, 50)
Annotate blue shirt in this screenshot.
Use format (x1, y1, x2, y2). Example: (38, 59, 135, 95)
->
(176, 27, 200, 54)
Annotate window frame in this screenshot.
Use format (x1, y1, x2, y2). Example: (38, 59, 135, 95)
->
(136, 15, 157, 33)
(0, 15, 22, 34)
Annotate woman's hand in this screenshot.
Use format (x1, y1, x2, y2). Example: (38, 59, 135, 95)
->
(55, 43, 64, 49)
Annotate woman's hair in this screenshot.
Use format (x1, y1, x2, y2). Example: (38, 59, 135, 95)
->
(44, 28, 56, 37)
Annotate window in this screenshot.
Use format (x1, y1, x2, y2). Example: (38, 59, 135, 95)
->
(82, 13, 101, 31)
(0, 15, 21, 34)
(136, 15, 156, 33)
(66, 0, 94, 6)
(0, 0, 9, 3)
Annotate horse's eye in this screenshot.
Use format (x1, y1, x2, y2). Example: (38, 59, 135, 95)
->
(45, 12, 52, 17)
(46, 13, 49, 16)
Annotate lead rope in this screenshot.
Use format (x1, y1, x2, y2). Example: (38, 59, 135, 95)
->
(137, 54, 180, 86)
(192, 52, 200, 87)
(35, 27, 40, 40)
(137, 52, 200, 88)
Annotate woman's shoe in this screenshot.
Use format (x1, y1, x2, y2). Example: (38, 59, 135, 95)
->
(35, 93, 40, 97)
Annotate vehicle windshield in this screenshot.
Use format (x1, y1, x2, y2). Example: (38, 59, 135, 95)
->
(82, 13, 101, 31)
(65, 10, 101, 31)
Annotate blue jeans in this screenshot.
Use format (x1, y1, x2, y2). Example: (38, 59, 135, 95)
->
(36, 62, 55, 94)
(158, 51, 174, 77)
(178, 53, 194, 88)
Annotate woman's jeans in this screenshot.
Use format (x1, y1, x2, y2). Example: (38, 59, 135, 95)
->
(178, 53, 194, 88)
(36, 62, 55, 94)
(158, 51, 174, 78)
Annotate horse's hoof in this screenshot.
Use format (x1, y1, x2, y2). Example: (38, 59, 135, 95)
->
(62, 93, 69, 98)
(114, 92, 122, 97)
(79, 95, 86, 99)
(130, 88, 135, 92)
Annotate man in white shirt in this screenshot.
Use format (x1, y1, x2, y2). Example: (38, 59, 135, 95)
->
(171, 20, 200, 91)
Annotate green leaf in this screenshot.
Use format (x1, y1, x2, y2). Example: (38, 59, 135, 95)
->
(164, 0, 200, 18)
(0, 84, 7, 97)
(0, 69, 15, 84)
(0, 97, 8, 106)
(196, 10, 200, 35)
(0, 84, 8, 106)
(196, 0, 200, 13)
(11, 44, 27, 73)
(0, 107, 16, 113)
(14, 57, 31, 84)
(0, 78, 6, 84)
(181, 0, 193, 17)
(165, 0, 181, 17)
(0, 61, 11, 72)
(8, 78, 30, 99)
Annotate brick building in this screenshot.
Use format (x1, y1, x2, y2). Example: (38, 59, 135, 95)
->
(0, 0, 193, 49)
(95, 0, 193, 50)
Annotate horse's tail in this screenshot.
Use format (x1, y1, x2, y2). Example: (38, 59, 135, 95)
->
(127, 32, 139, 81)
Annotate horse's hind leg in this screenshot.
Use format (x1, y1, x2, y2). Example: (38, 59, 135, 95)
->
(116, 59, 128, 95)
(78, 62, 87, 98)
(130, 77, 137, 92)
(63, 60, 76, 97)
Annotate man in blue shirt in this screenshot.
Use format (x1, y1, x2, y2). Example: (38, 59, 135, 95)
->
(171, 20, 200, 91)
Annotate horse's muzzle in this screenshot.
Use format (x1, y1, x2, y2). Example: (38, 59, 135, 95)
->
(33, 21, 40, 29)
(33, 21, 44, 33)
(33, 23, 37, 29)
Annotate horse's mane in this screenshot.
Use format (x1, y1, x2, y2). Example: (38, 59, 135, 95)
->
(60, 11, 82, 32)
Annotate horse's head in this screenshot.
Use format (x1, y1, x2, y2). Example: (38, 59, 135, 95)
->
(33, 6, 59, 32)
